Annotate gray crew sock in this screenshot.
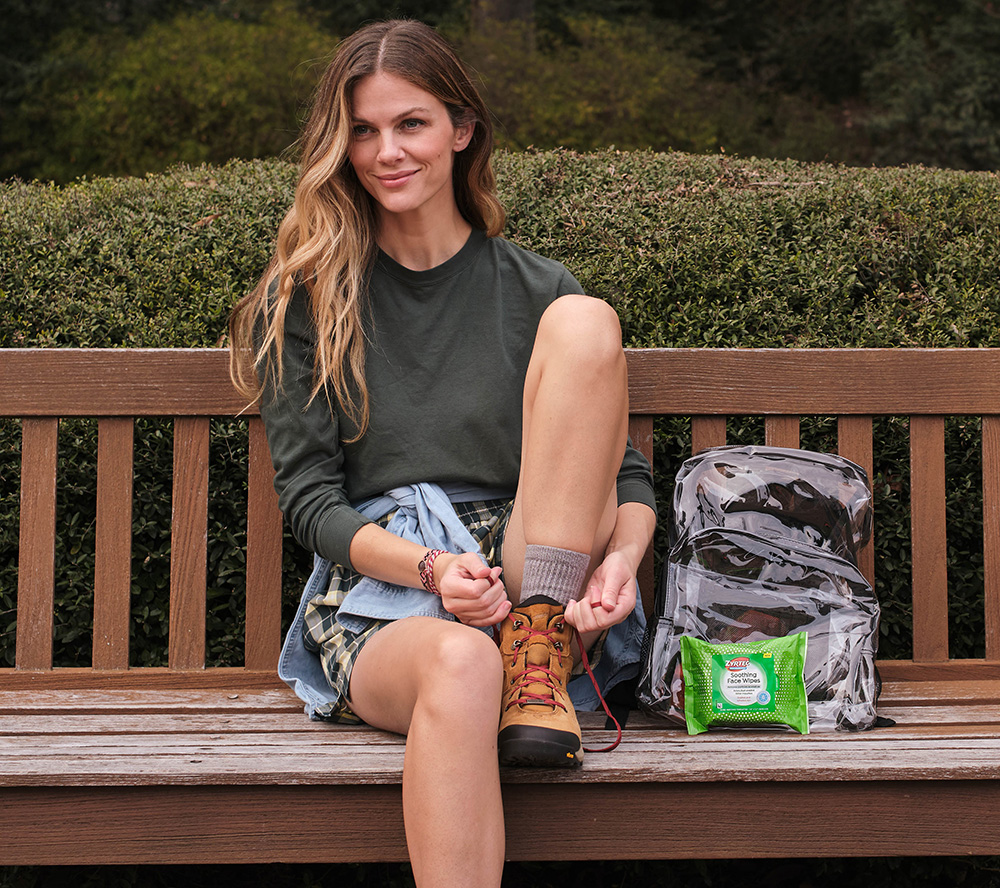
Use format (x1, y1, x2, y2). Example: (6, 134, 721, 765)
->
(520, 544, 591, 607)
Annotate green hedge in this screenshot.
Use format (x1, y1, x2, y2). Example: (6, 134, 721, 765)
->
(3, 149, 1000, 669)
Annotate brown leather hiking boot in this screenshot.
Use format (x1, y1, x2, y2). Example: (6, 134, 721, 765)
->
(497, 597, 583, 768)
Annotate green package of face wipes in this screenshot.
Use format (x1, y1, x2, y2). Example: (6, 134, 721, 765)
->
(680, 634, 809, 735)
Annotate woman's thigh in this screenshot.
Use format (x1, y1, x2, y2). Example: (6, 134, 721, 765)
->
(347, 616, 504, 735)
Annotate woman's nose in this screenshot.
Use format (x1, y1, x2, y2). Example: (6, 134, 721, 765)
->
(377, 133, 404, 164)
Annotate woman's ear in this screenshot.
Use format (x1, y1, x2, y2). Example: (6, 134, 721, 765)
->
(453, 122, 474, 153)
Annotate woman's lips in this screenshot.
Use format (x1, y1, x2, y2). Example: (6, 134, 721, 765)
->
(377, 170, 417, 187)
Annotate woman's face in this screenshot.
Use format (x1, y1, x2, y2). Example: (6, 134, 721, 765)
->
(348, 71, 473, 224)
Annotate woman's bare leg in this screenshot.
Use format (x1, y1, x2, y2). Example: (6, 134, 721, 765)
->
(494, 294, 630, 766)
(502, 293, 629, 600)
(348, 616, 505, 888)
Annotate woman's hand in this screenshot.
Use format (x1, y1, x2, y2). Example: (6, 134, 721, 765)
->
(436, 553, 510, 627)
(563, 549, 636, 634)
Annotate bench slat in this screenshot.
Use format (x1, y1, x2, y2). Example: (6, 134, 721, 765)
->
(1, 349, 249, 416)
(169, 418, 210, 669)
(9, 348, 1000, 416)
(245, 417, 283, 670)
(3, 780, 1000, 864)
(764, 415, 800, 448)
(691, 416, 726, 453)
(983, 416, 1000, 660)
(93, 418, 134, 669)
(16, 418, 58, 670)
(626, 348, 1000, 414)
(909, 416, 950, 662)
(838, 415, 875, 587)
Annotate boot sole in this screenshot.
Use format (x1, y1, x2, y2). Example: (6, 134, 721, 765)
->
(498, 725, 584, 769)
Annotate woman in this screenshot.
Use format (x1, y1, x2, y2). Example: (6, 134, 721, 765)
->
(230, 19, 656, 888)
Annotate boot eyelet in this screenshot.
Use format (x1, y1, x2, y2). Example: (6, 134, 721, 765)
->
(512, 639, 522, 649)
(513, 620, 523, 629)
(555, 621, 565, 631)
(554, 641, 563, 651)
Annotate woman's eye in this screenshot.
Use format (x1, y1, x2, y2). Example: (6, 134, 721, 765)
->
(352, 124, 371, 137)
(402, 119, 424, 130)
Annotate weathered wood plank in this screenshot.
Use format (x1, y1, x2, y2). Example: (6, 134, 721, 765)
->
(93, 418, 134, 669)
(838, 414, 875, 588)
(984, 415, 1000, 660)
(909, 416, 950, 662)
(3, 781, 1000, 864)
(9, 348, 1000, 417)
(0, 687, 300, 714)
(0, 349, 251, 416)
(0, 668, 289, 691)
(691, 416, 726, 454)
(245, 417, 282, 670)
(764, 415, 800, 449)
(5, 732, 1000, 786)
(16, 417, 58, 670)
(627, 414, 657, 615)
(4, 709, 999, 741)
(626, 348, 1000, 414)
(169, 417, 210, 670)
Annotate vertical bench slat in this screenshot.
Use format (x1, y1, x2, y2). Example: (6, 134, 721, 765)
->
(16, 418, 59, 670)
(245, 417, 283, 670)
(691, 416, 726, 454)
(765, 416, 800, 449)
(93, 418, 134, 669)
(169, 417, 210, 670)
(628, 415, 657, 615)
(982, 416, 1000, 660)
(838, 415, 875, 589)
(910, 415, 950, 662)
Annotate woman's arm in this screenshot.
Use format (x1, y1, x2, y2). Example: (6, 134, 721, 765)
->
(348, 524, 510, 627)
(564, 500, 656, 636)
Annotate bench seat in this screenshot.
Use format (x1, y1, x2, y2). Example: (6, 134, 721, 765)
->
(3, 678, 1000, 864)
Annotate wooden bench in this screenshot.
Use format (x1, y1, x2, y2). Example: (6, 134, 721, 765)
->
(2, 346, 1000, 865)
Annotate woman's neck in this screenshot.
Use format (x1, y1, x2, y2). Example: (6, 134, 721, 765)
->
(376, 207, 473, 272)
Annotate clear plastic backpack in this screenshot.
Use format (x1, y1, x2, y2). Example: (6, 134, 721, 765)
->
(637, 446, 882, 732)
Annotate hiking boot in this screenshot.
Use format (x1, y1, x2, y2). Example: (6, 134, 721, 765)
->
(497, 597, 583, 768)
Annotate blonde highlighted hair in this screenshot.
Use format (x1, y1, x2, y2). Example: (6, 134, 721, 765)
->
(229, 20, 505, 438)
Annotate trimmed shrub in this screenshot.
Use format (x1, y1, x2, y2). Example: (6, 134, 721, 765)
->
(2, 149, 1000, 667)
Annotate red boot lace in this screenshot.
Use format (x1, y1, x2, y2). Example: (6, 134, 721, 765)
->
(574, 627, 623, 754)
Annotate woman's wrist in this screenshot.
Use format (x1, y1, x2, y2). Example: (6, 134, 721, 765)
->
(432, 552, 459, 592)
(418, 549, 448, 595)
(418, 549, 458, 595)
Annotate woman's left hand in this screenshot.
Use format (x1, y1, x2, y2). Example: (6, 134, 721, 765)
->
(563, 550, 636, 633)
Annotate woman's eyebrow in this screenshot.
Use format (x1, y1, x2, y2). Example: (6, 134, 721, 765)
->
(352, 106, 434, 125)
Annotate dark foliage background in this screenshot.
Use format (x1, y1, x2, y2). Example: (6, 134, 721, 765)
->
(3, 0, 1000, 183)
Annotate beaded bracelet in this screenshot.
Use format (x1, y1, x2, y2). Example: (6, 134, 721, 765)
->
(418, 549, 448, 596)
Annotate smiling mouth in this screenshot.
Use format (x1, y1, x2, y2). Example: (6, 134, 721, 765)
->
(377, 171, 417, 185)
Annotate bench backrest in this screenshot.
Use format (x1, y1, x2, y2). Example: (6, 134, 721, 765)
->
(4, 347, 999, 685)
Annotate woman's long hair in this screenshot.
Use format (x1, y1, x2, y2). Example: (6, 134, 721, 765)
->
(229, 20, 505, 438)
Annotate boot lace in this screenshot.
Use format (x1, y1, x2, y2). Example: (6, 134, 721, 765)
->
(498, 614, 623, 754)
(503, 619, 569, 713)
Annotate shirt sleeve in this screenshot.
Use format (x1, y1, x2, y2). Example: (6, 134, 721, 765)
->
(256, 286, 371, 567)
(617, 438, 658, 517)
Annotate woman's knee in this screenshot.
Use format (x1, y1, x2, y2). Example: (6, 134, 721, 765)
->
(416, 625, 503, 723)
(535, 294, 624, 368)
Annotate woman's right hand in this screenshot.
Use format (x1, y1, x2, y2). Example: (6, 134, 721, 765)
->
(435, 553, 510, 627)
